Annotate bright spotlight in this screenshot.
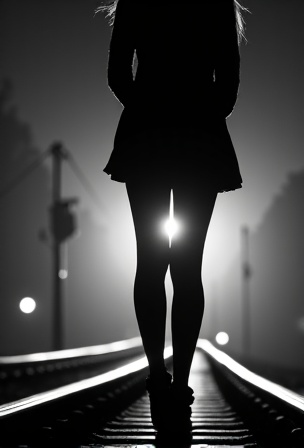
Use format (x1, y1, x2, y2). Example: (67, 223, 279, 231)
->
(19, 297, 36, 314)
(165, 217, 178, 241)
(215, 332, 229, 345)
(164, 191, 179, 245)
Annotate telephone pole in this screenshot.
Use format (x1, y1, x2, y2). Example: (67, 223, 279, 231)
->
(49, 142, 78, 350)
(50, 143, 66, 351)
(241, 225, 252, 359)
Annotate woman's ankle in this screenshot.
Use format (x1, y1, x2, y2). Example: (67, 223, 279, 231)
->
(149, 364, 168, 379)
(171, 376, 189, 389)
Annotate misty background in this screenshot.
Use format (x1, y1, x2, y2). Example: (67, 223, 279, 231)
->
(1, 0, 303, 382)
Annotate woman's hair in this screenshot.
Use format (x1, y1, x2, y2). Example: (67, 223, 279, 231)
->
(96, 0, 248, 44)
(95, 0, 118, 25)
(234, 1, 248, 44)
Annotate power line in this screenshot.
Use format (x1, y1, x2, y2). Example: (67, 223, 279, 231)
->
(0, 149, 50, 201)
(0, 143, 104, 216)
(66, 152, 104, 215)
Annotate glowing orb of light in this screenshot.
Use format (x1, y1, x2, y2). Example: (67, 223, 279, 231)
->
(59, 269, 68, 280)
(215, 332, 229, 346)
(19, 297, 36, 314)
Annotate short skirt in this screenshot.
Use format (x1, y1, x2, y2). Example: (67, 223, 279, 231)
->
(104, 105, 242, 193)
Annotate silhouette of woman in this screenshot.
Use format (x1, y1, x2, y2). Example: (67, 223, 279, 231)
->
(99, 0, 245, 438)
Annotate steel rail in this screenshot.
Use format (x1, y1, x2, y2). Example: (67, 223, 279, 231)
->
(0, 336, 142, 365)
(0, 346, 173, 418)
(198, 339, 304, 413)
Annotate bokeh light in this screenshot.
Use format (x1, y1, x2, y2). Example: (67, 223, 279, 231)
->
(215, 331, 229, 345)
(19, 297, 36, 314)
(59, 269, 68, 280)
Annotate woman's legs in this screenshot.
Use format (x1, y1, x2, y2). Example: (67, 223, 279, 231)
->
(126, 175, 217, 385)
(170, 180, 217, 387)
(126, 178, 171, 377)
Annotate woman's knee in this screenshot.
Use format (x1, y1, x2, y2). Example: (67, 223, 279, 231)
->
(170, 260, 203, 293)
(136, 251, 169, 284)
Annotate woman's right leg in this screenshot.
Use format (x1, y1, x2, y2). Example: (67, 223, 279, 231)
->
(126, 178, 171, 377)
(170, 180, 217, 387)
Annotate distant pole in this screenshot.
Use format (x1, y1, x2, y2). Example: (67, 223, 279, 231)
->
(241, 225, 251, 359)
(51, 142, 65, 351)
(212, 281, 218, 340)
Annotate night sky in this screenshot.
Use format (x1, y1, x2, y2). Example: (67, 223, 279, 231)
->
(1, 1, 304, 358)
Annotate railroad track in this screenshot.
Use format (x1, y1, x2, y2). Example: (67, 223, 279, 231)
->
(0, 338, 303, 447)
(0, 337, 144, 404)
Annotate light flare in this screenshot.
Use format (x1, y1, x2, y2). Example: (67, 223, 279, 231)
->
(164, 190, 179, 245)
(59, 269, 68, 279)
(215, 332, 229, 345)
(19, 297, 36, 314)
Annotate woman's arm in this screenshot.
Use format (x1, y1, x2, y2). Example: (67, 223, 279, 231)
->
(107, 0, 136, 107)
(214, 0, 241, 118)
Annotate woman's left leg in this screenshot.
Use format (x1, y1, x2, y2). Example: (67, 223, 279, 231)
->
(126, 178, 171, 377)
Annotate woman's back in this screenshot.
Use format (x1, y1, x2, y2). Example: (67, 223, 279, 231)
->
(109, 0, 240, 120)
(135, 5, 215, 98)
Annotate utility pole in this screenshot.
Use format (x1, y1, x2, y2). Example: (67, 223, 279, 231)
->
(241, 225, 252, 359)
(50, 142, 66, 351)
(49, 143, 78, 351)
(49, 142, 79, 350)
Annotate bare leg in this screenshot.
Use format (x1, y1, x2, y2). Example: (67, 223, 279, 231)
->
(126, 179, 171, 377)
(170, 180, 217, 387)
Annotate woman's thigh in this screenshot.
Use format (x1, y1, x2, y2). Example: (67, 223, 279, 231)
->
(170, 179, 217, 279)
